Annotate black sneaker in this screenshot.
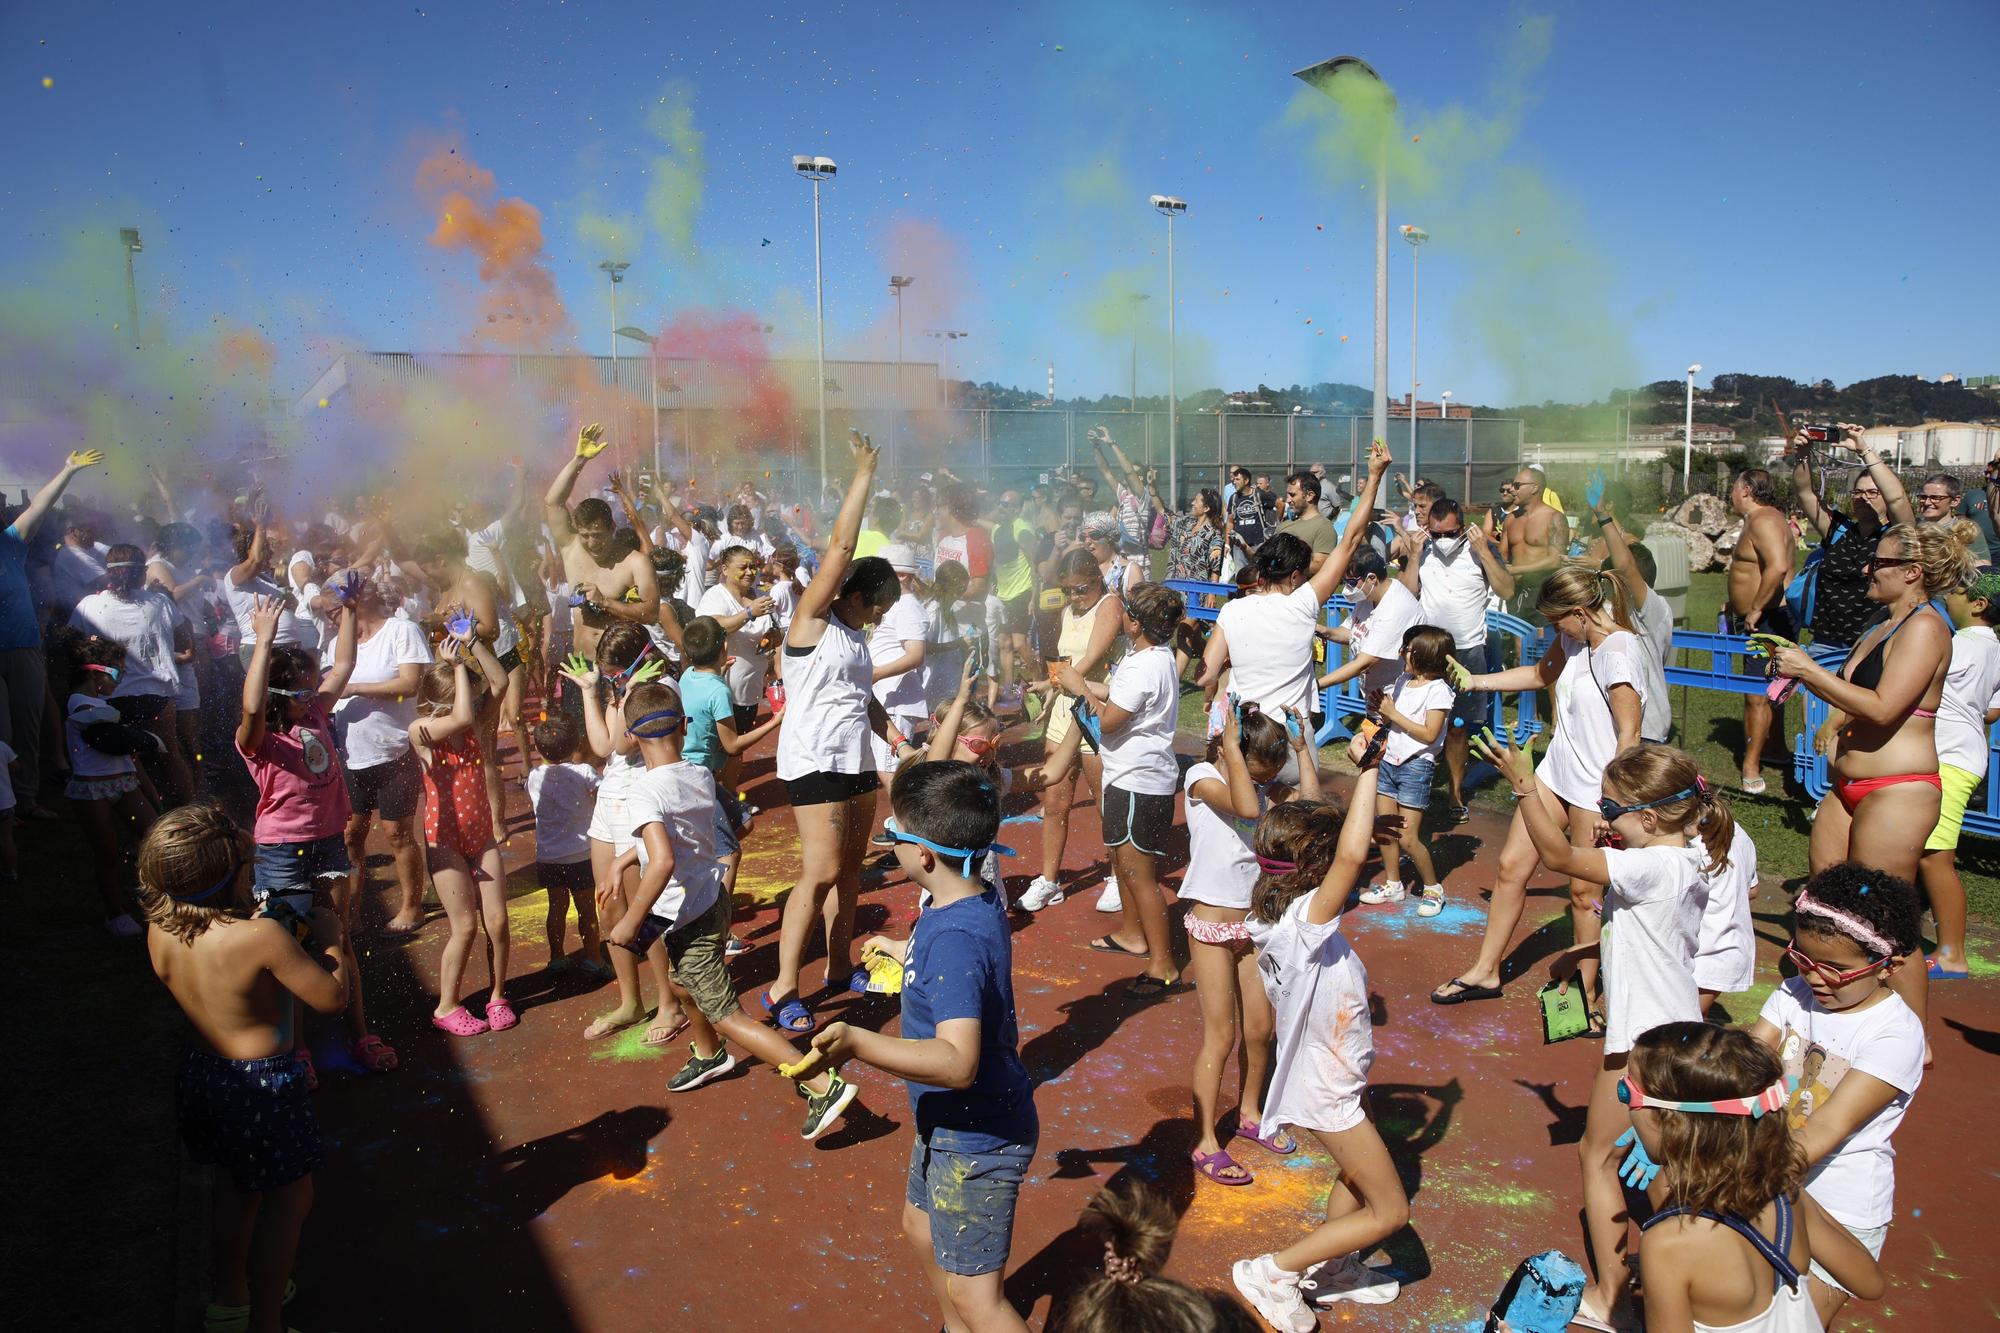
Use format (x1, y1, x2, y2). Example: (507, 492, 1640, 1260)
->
(800, 1072, 858, 1140)
(1448, 802, 1470, 825)
(667, 1045, 736, 1093)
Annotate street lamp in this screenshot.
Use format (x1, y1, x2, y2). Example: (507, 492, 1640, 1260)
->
(1683, 363, 1703, 488)
(889, 275, 915, 475)
(1439, 390, 1451, 419)
(119, 227, 142, 349)
(925, 330, 968, 409)
(615, 326, 661, 483)
(1126, 293, 1149, 413)
(1401, 224, 1428, 485)
(793, 154, 838, 495)
(1151, 194, 1187, 502)
(1296, 57, 1394, 455)
(598, 261, 630, 467)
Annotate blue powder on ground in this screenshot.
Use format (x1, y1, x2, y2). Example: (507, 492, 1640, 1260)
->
(1349, 899, 1488, 939)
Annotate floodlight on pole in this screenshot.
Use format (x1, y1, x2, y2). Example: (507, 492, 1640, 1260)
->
(120, 227, 142, 349)
(616, 325, 661, 483)
(1683, 363, 1703, 488)
(1401, 224, 1428, 486)
(890, 275, 915, 475)
(1151, 194, 1187, 502)
(598, 261, 631, 470)
(925, 330, 968, 409)
(1295, 56, 1395, 456)
(793, 154, 838, 497)
(1439, 390, 1451, 419)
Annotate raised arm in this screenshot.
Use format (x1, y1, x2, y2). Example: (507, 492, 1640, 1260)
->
(1791, 444, 1836, 539)
(1593, 487, 1650, 609)
(1471, 526, 1518, 602)
(652, 478, 693, 542)
(1850, 427, 1914, 527)
(12, 450, 103, 541)
(793, 430, 882, 633)
(234, 598, 284, 753)
(1304, 767, 1383, 925)
(1308, 439, 1393, 600)
(544, 423, 608, 543)
(609, 473, 655, 556)
(228, 514, 270, 589)
(317, 604, 359, 701)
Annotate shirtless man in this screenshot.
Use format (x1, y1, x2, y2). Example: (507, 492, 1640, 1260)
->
(1499, 466, 1569, 620)
(1727, 468, 1796, 794)
(544, 423, 660, 664)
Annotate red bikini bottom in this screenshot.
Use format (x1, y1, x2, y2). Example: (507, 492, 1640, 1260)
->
(1831, 770, 1942, 816)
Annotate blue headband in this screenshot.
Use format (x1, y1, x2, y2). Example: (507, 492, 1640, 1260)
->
(173, 859, 239, 904)
(882, 816, 1015, 877)
(626, 708, 683, 738)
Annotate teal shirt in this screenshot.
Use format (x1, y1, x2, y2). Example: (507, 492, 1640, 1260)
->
(680, 668, 733, 772)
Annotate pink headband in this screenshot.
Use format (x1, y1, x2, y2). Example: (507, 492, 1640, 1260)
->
(1255, 854, 1297, 873)
(1795, 889, 1897, 958)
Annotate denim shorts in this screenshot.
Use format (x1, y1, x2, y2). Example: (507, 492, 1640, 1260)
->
(252, 834, 352, 927)
(905, 1127, 1038, 1276)
(1377, 754, 1436, 810)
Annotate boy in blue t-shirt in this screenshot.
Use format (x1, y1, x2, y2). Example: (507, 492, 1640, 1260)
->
(786, 760, 1037, 1331)
(680, 616, 784, 955)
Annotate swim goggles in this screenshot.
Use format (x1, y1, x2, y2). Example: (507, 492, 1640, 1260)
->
(880, 816, 1015, 877)
(1617, 1073, 1788, 1119)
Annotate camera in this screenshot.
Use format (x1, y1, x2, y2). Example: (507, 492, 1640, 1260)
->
(1801, 424, 1842, 444)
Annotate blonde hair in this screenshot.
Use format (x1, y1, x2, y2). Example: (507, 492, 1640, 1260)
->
(1536, 562, 1633, 632)
(1884, 521, 1977, 597)
(137, 805, 245, 943)
(1601, 744, 1735, 873)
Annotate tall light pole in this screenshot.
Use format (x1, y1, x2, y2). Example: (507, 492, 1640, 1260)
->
(925, 330, 967, 408)
(598, 261, 630, 468)
(1151, 195, 1187, 502)
(1439, 390, 1451, 419)
(1401, 224, 1428, 485)
(792, 155, 838, 495)
(1127, 293, 1150, 413)
(119, 227, 142, 349)
(889, 275, 914, 476)
(1296, 57, 1393, 453)
(615, 326, 661, 483)
(1683, 363, 1703, 489)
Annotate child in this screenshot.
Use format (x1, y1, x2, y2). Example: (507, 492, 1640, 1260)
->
(1183, 704, 1320, 1187)
(411, 630, 514, 1035)
(1055, 580, 1186, 995)
(1356, 624, 1457, 917)
(55, 627, 163, 934)
(1477, 735, 1731, 1330)
(526, 714, 603, 974)
(606, 680, 860, 1140)
(679, 615, 783, 950)
(139, 804, 351, 1333)
(1749, 862, 1925, 1329)
(563, 624, 685, 1044)
(1231, 775, 1410, 1329)
(1696, 820, 1761, 1011)
(785, 759, 1036, 1329)
(1627, 1022, 1884, 1333)
(1061, 1181, 1260, 1333)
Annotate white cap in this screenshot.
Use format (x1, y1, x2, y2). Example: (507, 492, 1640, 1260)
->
(880, 543, 920, 573)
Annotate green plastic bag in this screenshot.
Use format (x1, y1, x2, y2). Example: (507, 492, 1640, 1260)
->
(1539, 981, 1591, 1045)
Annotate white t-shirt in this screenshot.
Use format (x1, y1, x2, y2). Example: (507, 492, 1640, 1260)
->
(1216, 584, 1323, 717)
(66, 692, 135, 779)
(1249, 896, 1373, 1135)
(1179, 762, 1261, 910)
(626, 760, 725, 929)
(922, 598, 973, 711)
(49, 541, 109, 610)
(1100, 644, 1181, 796)
(696, 583, 773, 708)
(334, 617, 434, 771)
(1631, 588, 1674, 743)
(1760, 980, 1924, 1231)
(225, 569, 302, 648)
(1381, 672, 1456, 765)
(463, 520, 527, 612)
(1597, 843, 1705, 1054)
(1348, 580, 1423, 694)
(712, 532, 774, 565)
(870, 592, 931, 717)
(587, 748, 649, 853)
(526, 761, 600, 864)
(775, 616, 876, 780)
(769, 575, 800, 632)
(1694, 823, 1758, 994)
(1536, 631, 1648, 809)
(659, 526, 712, 605)
(285, 552, 325, 654)
(1936, 625, 2000, 775)
(69, 591, 181, 697)
(1417, 536, 1490, 651)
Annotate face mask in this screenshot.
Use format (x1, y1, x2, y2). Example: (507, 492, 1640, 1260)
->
(1430, 532, 1469, 557)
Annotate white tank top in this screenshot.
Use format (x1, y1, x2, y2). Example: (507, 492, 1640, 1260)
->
(776, 615, 876, 779)
(1178, 762, 1263, 910)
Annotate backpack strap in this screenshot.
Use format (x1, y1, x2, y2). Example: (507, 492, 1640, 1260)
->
(1641, 1197, 1803, 1293)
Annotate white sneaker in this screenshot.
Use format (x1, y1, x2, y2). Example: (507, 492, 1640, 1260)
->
(1094, 876, 1122, 913)
(1358, 882, 1406, 905)
(1302, 1253, 1400, 1307)
(1018, 876, 1066, 912)
(1232, 1254, 1315, 1333)
(1415, 887, 1445, 918)
(106, 912, 143, 938)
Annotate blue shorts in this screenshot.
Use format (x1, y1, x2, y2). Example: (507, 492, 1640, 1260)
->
(1378, 754, 1436, 810)
(905, 1128, 1037, 1276)
(252, 834, 351, 930)
(177, 1049, 322, 1193)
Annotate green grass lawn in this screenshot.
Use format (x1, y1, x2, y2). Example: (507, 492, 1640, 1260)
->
(1172, 570, 2000, 920)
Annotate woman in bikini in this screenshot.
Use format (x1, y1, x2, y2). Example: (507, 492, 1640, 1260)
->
(1762, 520, 1975, 1025)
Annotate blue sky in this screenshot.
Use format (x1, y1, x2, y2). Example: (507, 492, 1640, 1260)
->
(4, 0, 1996, 409)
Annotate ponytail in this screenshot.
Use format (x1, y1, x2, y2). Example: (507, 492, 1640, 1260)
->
(1060, 1182, 1226, 1333)
(1691, 779, 1736, 877)
(1595, 567, 1634, 632)
(1600, 744, 1734, 874)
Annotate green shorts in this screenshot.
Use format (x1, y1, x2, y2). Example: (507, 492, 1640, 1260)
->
(1924, 763, 1983, 852)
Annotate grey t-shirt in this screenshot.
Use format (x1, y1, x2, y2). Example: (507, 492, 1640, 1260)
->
(1631, 586, 1674, 743)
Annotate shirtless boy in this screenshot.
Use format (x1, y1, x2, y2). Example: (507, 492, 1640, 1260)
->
(1727, 467, 1796, 793)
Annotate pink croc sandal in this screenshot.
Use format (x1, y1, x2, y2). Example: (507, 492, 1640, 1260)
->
(294, 1048, 319, 1091)
(432, 1005, 490, 1037)
(352, 1034, 399, 1071)
(484, 999, 519, 1032)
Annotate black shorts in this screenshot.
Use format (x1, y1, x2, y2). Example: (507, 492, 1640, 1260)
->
(497, 645, 523, 675)
(344, 749, 422, 821)
(998, 592, 1033, 636)
(538, 859, 594, 894)
(111, 693, 170, 724)
(731, 703, 759, 733)
(1727, 606, 1799, 640)
(1101, 784, 1173, 856)
(784, 769, 881, 807)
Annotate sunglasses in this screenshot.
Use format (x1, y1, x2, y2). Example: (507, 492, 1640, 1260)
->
(1062, 582, 1101, 597)
(1784, 942, 1888, 987)
(1861, 557, 1914, 573)
(267, 686, 316, 700)
(1597, 783, 1698, 823)
(1617, 1074, 1788, 1119)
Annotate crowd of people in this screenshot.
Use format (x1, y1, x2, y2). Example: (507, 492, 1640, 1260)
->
(1, 418, 1982, 1333)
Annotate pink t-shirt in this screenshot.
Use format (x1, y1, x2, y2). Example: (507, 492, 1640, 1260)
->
(235, 698, 352, 843)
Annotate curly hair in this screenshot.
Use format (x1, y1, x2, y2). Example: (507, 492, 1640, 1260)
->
(1251, 799, 1344, 925)
(1120, 581, 1185, 646)
(1628, 1023, 1802, 1221)
(1794, 862, 1923, 957)
(1600, 744, 1735, 874)
(137, 804, 247, 943)
(1883, 521, 1978, 597)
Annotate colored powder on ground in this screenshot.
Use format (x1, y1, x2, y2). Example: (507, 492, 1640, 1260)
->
(1349, 899, 1487, 939)
(587, 1024, 668, 1064)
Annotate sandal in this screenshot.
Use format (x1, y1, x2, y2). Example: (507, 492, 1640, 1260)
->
(485, 998, 519, 1032)
(1234, 1117, 1300, 1156)
(583, 1010, 644, 1040)
(1430, 977, 1502, 1005)
(432, 1005, 490, 1037)
(351, 1034, 399, 1072)
(1190, 1147, 1254, 1186)
(642, 1012, 690, 1046)
(1088, 935, 1148, 957)
(761, 990, 815, 1034)
(1126, 974, 1191, 999)
(294, 1049, 318, 1091)
(1927, 956, 1970, 980)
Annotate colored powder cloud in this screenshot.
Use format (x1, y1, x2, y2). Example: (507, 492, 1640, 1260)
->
(415, 136, 573, 349)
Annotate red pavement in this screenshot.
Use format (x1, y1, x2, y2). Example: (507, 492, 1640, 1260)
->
(287, 733, 1996, 1333)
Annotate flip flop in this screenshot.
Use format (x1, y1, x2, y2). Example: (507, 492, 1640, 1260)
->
(583, 1011, 645, 1040)
(642, 1013, 690, 1046)
(1430, 977, 1503, 1005)
(761, 990, 815, 1034)
(1927, 957, 1970, 980)
(1234, 1117, 1300, 1156)
(1088, 935, 1148, 957)
(1126, 974, 1192, 999)
(1190, 1147, 1254, 1186)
